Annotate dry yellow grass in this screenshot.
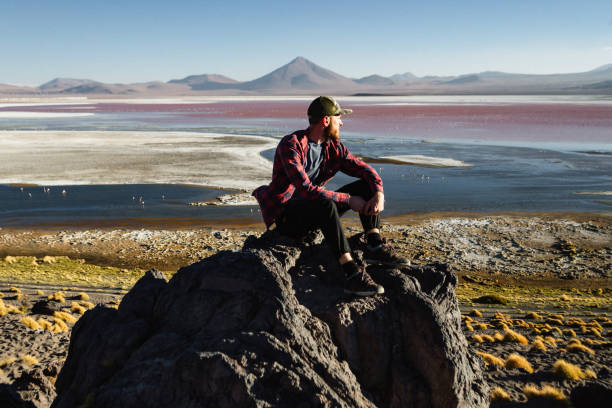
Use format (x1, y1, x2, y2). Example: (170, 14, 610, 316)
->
(523, 384, 567, 402)
(71, 302, 87, 315)
(476, 351, 505, 367)
(564, 329, 576, 337)
(0, 299, 22, 316)
(503, 328, 529, 345)
(21, 316, 42, 331)
(36, 289, 44, 296)
(79, 301, 95, 309)
(53, 311, 77, 324)
(9, 286, 21, 293)
(465, 322, 474, 331)
(48, 291, 66, 303)
(531, 339, 547, 351)
(37, 318, 53, 331)
(566, 343, 595, 355)
(78, 292, 90, 301)
(51, 318, 68, 333)
(493, 331, 504, 341)
(0, 357, 17, 367)
(491, 387, 511, 402)
(553, 360, 587, 380)
(560, 294, 571, 302)
(42, 256, 56, 264)
(20, 354, 39, 366)
(547, 318, 564, 326)
(524, 311, 542, 319)
(585, 369, 597, 379)
(470, 309, 482, 317)
(4, 255, 17, 264)
(481, 334, 495, 343)
(505, 353, 534, 373)
(477, 323, 489, 330)
(543, 336, 558, 347)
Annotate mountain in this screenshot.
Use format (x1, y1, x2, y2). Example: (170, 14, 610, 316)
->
(3, 58, 612, 96)
(168, 74, 239, 90)
(588, 63, 612, 73)
(0, 83, 37, 94)
(237, 57, 358, 91)
(390, 72, 418, 82)
(39, 78, 97, 91)
(355, 75, 395, 86)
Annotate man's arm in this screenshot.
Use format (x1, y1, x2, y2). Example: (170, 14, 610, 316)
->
(338, 143, 384, 195)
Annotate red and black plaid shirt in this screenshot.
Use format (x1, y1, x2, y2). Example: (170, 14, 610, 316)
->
(252, 129, 384, 228)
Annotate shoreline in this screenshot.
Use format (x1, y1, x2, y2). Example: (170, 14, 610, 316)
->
(1, 210, 609, 231)
(1, 211, 609, 290)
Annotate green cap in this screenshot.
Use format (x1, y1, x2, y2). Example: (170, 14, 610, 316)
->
(307, 96, 353, 121)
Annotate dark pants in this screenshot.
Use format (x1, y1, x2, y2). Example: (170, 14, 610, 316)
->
(276, 179, 380, 258)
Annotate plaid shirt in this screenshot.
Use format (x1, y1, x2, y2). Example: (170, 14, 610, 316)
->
(252, 129, 384, 228)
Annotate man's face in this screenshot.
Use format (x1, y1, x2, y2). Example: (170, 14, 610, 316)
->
(324, 115, 343, 141)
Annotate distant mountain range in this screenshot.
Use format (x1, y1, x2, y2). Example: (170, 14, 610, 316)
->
(1, 57, 612, 96)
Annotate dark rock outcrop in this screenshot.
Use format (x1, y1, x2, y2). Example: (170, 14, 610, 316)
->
(570, 380, 612, 408)
(52, 232, 489, 407)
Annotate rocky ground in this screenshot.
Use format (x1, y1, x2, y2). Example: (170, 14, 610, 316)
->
(0, 213, 610, 407)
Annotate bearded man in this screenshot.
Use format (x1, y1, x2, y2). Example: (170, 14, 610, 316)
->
(252, 96, 408, 296)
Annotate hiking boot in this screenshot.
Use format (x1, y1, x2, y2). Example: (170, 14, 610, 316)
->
(365, 238, 410, 266)
(344, 265, 384, 296)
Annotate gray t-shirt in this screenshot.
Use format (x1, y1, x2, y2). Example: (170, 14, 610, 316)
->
(303, 141, 324, 184)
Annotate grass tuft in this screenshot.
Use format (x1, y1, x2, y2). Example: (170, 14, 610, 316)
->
(481, 334, 495, 343)
(503, 327, 529, 345)
(476, 351, 505, 367)
(472, 294, 509, 305)
(0, 357, 18, 367)
(71, 302, 87, 315)
(469, 309, 483, 317)
(472, 334, 484, 343)
(20, 354, 39, 366)
(491, 386, 511, 402)
(523, 384, 567, 402)
(53, 311, 78, 324)
(553, 359, 586, 380)
(78, 292, 90, 301)
(21, 316, 42, 331)
(37, 318, 53, 330)
(505, 353, 534, 373)
(48, 291, 66, 303)
(531, 338, 547, 351)
(566, 343, 595, 355)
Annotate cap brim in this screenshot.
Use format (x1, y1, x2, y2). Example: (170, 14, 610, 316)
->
(337, 108, 352, 115)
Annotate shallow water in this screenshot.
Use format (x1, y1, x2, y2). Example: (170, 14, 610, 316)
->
(0, 96, 610, 226)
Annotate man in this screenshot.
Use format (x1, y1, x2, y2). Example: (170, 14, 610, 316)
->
(252, 96, 408, 296)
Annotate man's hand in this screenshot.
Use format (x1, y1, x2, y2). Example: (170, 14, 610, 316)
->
(364, 192, 384, 215)
(349, 196, 366, 212)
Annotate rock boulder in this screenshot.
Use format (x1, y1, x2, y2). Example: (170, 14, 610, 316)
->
(52, 231, 489, 407)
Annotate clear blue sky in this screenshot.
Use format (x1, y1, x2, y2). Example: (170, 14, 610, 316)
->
(2, 0, 611, 85)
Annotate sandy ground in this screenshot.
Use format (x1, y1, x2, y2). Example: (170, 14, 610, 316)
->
(0, 212, 610, 405)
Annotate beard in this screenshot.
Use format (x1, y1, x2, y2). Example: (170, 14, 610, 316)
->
(324, 124, 340, 141)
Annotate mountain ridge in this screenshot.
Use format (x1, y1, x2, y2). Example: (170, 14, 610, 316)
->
(2, 58, 612, 95)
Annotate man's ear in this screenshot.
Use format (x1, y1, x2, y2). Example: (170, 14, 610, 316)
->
(321, 116, 330, 127)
